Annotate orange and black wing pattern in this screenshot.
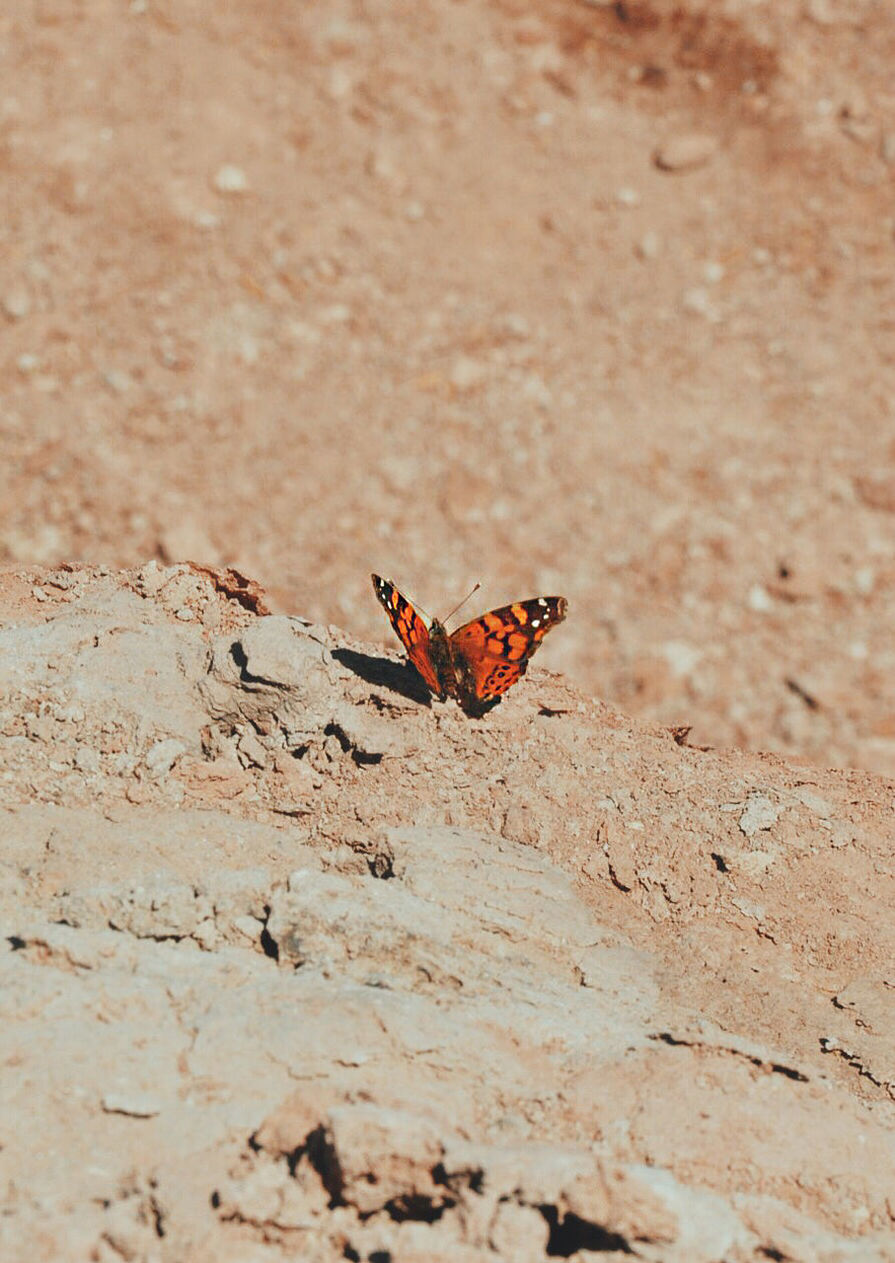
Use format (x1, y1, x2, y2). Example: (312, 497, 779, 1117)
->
(449, 596, 567, 709)
(371, 574, 446, 698)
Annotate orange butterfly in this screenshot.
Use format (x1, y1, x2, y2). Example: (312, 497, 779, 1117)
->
(372, 574, 567, 715)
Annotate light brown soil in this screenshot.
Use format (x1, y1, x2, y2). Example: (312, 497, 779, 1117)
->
(3, 0, 894, 772)
(2, 3, 895, 1259)
(1, 563, 893, 1261)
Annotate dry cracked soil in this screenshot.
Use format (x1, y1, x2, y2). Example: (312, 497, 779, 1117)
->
(2, 2, 895, 1261)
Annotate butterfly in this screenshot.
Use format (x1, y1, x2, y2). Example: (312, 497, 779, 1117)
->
(372, 574, 567, 715)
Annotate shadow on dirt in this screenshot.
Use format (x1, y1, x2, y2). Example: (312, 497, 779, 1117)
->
(333, 648, 433, 707)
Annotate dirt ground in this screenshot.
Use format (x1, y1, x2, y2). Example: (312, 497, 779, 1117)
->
(1, 563, 894, 1261)
(3, 0, 894, 772)
(2, 2, 895, 1260)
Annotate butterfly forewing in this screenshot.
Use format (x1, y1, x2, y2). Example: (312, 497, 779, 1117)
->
(371, 574, 445, 697)
(449, 596, 567, 706)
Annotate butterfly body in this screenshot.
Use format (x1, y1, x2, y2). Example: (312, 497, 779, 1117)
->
(372, 574, 567, 715)
(407, 613, 455, 702)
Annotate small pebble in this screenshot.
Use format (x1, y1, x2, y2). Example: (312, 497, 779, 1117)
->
(104, 369, 132, 394)
(137, 560, 166, 596)
(213, 164, 248, 194)
(615, 187, 641, 207)
(175, 607, 195, 621)
(654, 133, 718, 172)
(520, 372, 552, 409)
(327, 66, 354, 101)
(450, 355, 486, 393)
(662, 640, 701, 678)
(635, 231, 660, 260)
(3, 285, 31, 320)
(748, 584, 773, 613)
(739, 794, 779, 837)
(681, 286, 720, 322)
(502, 313, 530, 338)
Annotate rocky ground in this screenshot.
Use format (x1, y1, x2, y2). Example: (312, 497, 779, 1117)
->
(2, 2, 895, 1260)
(1, 564, 893, 1261)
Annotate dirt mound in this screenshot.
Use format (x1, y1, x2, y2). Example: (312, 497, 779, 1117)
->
(1, 565, 893, 1261)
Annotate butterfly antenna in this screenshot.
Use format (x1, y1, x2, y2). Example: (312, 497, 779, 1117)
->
(442, 582, 481, 626)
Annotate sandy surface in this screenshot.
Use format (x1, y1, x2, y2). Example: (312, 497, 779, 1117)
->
(1, 563, 893, 1261)
(2, 3, 895, 1260)
(2, 0, 894, 771)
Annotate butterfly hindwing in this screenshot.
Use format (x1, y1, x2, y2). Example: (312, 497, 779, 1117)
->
(371, 574, 446, 698)
(449, 596, 568, 708)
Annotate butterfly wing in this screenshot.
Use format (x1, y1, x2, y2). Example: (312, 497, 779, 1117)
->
(371, 574, 446, 698)
(449, 596, 567, 708)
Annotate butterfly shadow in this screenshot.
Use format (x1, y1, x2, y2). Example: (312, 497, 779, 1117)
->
(332, 648, 433, 709)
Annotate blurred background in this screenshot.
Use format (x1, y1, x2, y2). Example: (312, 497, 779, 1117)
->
(2, 0, 894, 772)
